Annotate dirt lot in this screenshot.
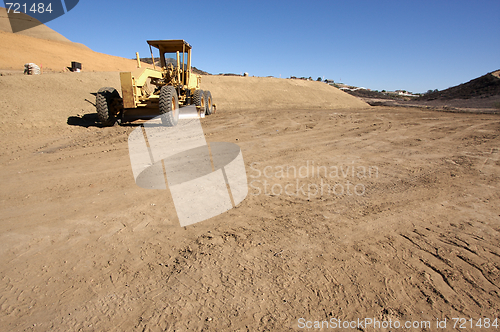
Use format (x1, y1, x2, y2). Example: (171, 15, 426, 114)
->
(0, 70, 499, 331)
(361, 95, 500, 114)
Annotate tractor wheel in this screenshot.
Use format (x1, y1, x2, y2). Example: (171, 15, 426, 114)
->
(159, 85, 179, 127)
(193, 89, 205, 114)
(96, 87, 120, 126)
(204, 90, 213, 115)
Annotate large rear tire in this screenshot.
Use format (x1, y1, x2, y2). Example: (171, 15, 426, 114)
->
(96, 87, 120, 126)
(193, 89, 205, 114)
(159, 85, 179, 127)
(204, 90, 213, 115)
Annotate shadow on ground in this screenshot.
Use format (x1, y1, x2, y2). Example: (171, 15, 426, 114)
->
(67, 113, 102, 127)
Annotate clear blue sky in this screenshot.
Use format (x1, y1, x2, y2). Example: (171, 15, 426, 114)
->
(45, 0, 500, 93)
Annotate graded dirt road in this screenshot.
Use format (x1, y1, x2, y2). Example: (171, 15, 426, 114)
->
(0, 71, 499, 331)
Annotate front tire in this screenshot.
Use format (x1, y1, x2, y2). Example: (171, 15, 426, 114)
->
(204, 90, 213, 115)
(96, 87, 120, 126)
(159, 86, 179, 127)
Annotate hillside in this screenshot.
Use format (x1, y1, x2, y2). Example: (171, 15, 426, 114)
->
(0, 6, 90, 49)
(0, 7, 147, 72)
(0, 30, 148, 72)
(340, 71, 500, 112)
(343, 88, 413, 101)
(0, 72, 369, 137)
(202, 75, 368, 110)
(419, 70, 500, 100)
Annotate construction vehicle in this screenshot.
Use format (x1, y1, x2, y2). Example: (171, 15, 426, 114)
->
(96, 39, 214, 126)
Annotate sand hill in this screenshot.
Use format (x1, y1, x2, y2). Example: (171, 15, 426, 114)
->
(0, 29, 145, 72)
(0, 7, 145, 72)
(0, 72, 369, 139)
(0, 7, 73, 42)
(203, 75, 368, 110)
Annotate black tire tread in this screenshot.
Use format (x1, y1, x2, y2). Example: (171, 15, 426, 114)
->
(193, 89, 205, 109)
(96, 87, 119, 126)
(204, 90, 213, 115)
(159, 85, 179, 127)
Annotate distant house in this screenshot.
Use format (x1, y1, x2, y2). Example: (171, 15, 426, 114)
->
(394, 89, 418, 97)
(339, 86, 365, 91)
(324, 79, 335, 85)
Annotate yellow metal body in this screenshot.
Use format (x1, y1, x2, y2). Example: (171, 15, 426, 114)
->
(120, 40, 201, 112)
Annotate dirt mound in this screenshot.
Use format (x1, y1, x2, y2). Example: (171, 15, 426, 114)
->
(0, 7, 150, 72)
(0, 7, 77, 43)
(419, 70, 500, 101)
(202, 75, 369, 111)
(0, 72, 368, 138)
(0, 30, 147, 72)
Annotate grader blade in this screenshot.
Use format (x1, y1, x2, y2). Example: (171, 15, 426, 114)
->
(179, 105, 205, 120)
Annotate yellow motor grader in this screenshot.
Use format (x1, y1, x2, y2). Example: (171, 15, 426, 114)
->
(96, 39, 214, 126)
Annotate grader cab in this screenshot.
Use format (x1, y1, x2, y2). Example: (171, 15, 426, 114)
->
(96, 39, 214, 126)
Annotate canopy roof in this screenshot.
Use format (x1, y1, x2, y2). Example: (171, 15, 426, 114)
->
(147, 40, 192, 53)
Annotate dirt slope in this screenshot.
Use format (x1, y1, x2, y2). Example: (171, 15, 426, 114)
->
(0, 70, 499, 331)
(0, 72, 368, 138)
(0, 7, 74, 42)
(202, 75, 369, 110)
(0, 6, 90, 50)
(0, 30, 145, 72)
(0, 28, 143, 72)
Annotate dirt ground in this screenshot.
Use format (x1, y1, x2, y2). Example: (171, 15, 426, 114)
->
(361, 95, 500, 114)
(0, 70, 499, 331)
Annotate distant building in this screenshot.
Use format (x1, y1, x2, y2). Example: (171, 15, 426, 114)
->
(393, 90, 418, 97)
